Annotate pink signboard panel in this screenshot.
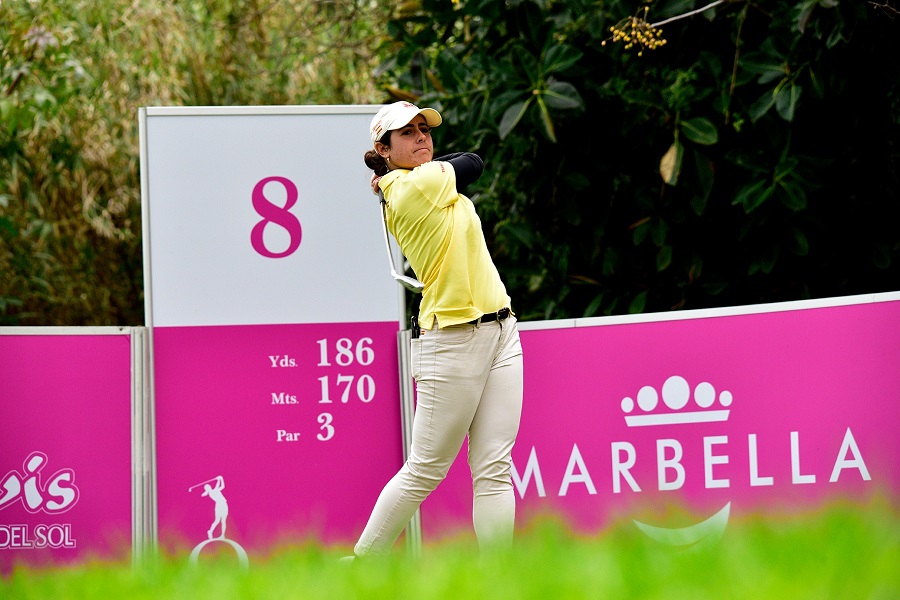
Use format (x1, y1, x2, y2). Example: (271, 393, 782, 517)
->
(153, 321, 403, 558)
(422, 299, 900, 543)
(0, 333, 133, 573)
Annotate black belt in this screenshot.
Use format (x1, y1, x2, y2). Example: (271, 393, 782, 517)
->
(468, 307, 511, 325)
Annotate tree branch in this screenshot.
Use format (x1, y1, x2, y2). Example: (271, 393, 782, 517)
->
(650, 0, 727, 28)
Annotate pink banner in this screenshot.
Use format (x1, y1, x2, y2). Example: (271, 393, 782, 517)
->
(422, 299, 900, 544)
(153, 321, 403, 560)
(0, 333, 133, 573)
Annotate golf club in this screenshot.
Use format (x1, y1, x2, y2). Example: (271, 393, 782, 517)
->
(379, 191, 424, 293)
(188, 477, 219, 493)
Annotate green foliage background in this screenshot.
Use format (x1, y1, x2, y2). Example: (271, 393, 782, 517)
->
(1, 0, 898, 325)
(382, 0, 900, 319)
(0, 0, 388, 325)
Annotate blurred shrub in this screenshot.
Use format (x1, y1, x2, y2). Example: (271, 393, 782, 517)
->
(375, 0, 900, 319)
(0, 0, 388, 325)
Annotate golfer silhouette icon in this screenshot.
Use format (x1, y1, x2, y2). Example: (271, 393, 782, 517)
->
(201, 476, 228, 539)
(188, 475, 249, 569)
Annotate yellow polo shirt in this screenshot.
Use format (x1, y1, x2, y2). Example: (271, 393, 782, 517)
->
(380, 160, 510, 329)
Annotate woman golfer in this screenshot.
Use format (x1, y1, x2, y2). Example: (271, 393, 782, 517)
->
(348, 101, 524, 558)
(201, 475, 228, 539)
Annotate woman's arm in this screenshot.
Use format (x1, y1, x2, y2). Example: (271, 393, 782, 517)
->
(435, 152, 484, 192)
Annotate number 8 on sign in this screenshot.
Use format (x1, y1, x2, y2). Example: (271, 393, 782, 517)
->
(250, 176, 302, 258)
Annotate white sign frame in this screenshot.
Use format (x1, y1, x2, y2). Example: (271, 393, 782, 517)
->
(139, 105, 406, 328)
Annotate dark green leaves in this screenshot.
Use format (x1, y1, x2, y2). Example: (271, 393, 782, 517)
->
(733, 179, 776, 213)
(492, 43, 584, 141)
(543, 81, 583, 110)
(376, 0, 896, 320)
(499, 100, 531, 140)
(541, 44, 582, 74)
(680, 117, 718, 145)
(776, 83, 802, 121)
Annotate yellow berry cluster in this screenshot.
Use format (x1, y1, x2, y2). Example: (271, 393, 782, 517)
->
(601, 6, 667, 56)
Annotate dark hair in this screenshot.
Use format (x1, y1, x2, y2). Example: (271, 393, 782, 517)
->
(363, 131, 392, 176)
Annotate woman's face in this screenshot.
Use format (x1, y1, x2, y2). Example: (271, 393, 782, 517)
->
(376, 115, 433, 170)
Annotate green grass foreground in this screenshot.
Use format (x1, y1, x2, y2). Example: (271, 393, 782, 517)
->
(3, 500, 898, 599)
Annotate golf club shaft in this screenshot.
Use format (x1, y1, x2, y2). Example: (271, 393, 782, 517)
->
(188, 477, 218, 492)
(379, 192, 424, 292)
(380, 200, 400, 277)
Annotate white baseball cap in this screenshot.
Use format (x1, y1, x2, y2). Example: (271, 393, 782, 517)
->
(370, 101, 442, 144)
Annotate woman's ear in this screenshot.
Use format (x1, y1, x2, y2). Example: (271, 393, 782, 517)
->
(374, 141, 390, 159)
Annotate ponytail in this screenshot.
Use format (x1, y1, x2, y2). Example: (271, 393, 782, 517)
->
(364, 149, 388, 176)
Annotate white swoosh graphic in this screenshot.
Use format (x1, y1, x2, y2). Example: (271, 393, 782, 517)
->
(633, 502, 731, 548)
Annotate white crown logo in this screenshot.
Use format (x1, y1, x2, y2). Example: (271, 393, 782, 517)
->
(621, 375, 732, 427)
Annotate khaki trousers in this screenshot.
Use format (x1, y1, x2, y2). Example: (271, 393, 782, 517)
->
(354, 316, 524, 556)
